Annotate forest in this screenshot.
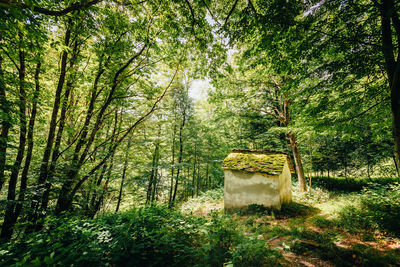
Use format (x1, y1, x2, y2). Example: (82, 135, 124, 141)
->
(0, 0, 400, 266)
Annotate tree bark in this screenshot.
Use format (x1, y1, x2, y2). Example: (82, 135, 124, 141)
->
(288, 132, 306, 192)
(0, 55, 11, 191)
(168, 118, 177, 206)
(30, 19, 72, 220)
(115, 135, 131, 212)
(379, 0, 400, 176)
(89, 162, 108, 216)
(390, 70, 400, 177)
(1, 59, 42, 241)
(1, 42, 27, 240)
(55, 63, 176, 213)
(61, 44, 148, 209)
(146, 144, 158, 203)
(192, 145, 197, 197)
(40, 40, 79, 214)
(90, 152, 114, 219)
(393, 152, 400, 176)
(171, 109, 186, 205)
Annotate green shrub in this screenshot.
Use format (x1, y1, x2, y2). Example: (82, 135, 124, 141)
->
(200, 211, 240, 266)
(310, 176, 397, 193)
(338, 182, 400, 235)
(359, 183, 400, 235)
(231, 238, 282, 266)
(0, 205, 205, 267)
(0, 204, 283, 266)
(310, 216, 335, 229)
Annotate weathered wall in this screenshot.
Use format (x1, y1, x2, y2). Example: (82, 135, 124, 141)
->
(224, 170, 280, 210)
(279, 161, 292, 204)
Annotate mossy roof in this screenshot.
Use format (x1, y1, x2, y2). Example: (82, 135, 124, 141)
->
(222, 149, 295, 175)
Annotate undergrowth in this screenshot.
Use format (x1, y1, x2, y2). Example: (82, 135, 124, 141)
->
(0, 204, 282, 267)
(181, 188, 224, 214)
(337, 182, 400, 235)
(2, 177, 399, 266)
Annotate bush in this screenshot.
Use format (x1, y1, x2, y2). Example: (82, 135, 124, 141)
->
(200, 211, 241, 266)
(0, 205, 205, 266)
(310, 176, 397, 193)
(0, 204, 283, 266)
(338, 182, 400, 235)
(231, 238, 282, 267)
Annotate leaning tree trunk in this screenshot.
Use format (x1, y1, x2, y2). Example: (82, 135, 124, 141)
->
(41, 40, 80, 214)
(30, 20, 72, 223)
(2, 59, 41, 241)
(0, 55, 11, 191)
(1, 44, 27, 241)
(288, 132, 307, 192)
(56, 63, 176, 214)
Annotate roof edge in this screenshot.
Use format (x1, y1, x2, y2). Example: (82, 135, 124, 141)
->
(230, 148, 289, 155)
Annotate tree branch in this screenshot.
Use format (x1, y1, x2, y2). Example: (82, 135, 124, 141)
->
(1, 0, 102, 16)
(200, 0, 222, 26)
(184, 0, 196, 33)
(338, 97, 390, 122)
(224, 0, 239, 26)
(251, 108, 286, 124)
(71, 63, 180, 198)
(0, 46, 19, 71)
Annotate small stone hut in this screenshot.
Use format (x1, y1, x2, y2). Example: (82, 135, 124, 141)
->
(222, 149, 295, 211)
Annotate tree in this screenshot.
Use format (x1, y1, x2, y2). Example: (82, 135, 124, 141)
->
(306, 0, 400, 173)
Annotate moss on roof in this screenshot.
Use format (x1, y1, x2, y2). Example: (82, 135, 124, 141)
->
(222, 150, 294, 175)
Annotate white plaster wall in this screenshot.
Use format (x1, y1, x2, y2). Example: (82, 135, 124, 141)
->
(224, 170, 280, 210)
(278, 161, 292, 204)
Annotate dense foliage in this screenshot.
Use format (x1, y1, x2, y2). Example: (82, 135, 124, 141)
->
(339, 182, 400, 235)
(0, 205, 281, 266)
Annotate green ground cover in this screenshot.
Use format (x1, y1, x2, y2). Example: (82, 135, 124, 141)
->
(1, 177, 399, 266)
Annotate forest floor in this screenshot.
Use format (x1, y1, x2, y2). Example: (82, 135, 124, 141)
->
(181, 178, 400, 267)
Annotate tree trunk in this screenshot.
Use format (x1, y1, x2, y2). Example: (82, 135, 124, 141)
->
(192, 147, 197, 197)
(89, 162, 108, 216)
(168, 120, 177, 206)
(151, 155, 159, 202)
(393, 152, 400, 177)
(379, 0, 400, 177)
(308, 136, 313, 191)
(116, 136, 131, 212)
(41, 40, 79, 213)
(1, 59, 41, 241)
(91, 152, 114, 219)
(56, 65, 174, 214)
(288, 132, 306, 192)
(60, 44, 147, 211)
(146, 144, 158, 204)
(1, 44, 27, 240)
(206, 163, 210, 189)
(30, 19, 72, 221)
(171, 110, 186, 205)
(391, 75, 400, 178)
(0, 55, 11, 191)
